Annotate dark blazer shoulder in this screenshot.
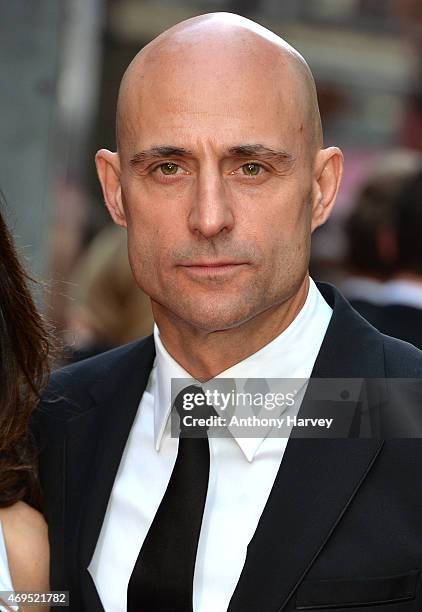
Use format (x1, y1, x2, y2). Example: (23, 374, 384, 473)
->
(381, 332, 422, 377)
(39, 335, 155, 421)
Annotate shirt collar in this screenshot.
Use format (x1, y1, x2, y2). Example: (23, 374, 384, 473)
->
(153, 277, 332, 461)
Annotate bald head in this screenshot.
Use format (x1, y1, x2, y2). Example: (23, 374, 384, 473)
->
(116, 13, 322, 160)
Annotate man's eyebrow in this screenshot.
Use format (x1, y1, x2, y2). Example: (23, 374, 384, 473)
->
(129, 146, 193, 166)
(129, 144, 295, 167)
(227, 144, 295, 165)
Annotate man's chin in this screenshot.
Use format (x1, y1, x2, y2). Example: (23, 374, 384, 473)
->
(151, 288, 267, 332)
(173, 301, 260, 333)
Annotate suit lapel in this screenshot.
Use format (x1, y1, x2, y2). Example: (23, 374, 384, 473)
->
(310, 282, 386, 380)
(291, 283, 385, 439)
(63, 335, 156, 611)
(229, 283, 387, 611)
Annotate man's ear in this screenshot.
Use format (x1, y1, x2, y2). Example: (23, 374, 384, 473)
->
(311, 147, 344, 233)
(95, 149, 127, 227)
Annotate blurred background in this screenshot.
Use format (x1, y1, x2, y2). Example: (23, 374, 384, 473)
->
(1, 0, 422, 362)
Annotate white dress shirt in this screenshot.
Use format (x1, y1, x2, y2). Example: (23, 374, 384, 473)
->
(88, 278, 332, 612)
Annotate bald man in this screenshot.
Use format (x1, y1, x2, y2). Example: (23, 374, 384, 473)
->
(35, 13, 422, 612)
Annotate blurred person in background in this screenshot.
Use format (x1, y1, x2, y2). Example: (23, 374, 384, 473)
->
(395, 0, 422, 152)
(64, 224, 153, 364)
(363, 168, 422, 349)
(342, 149, 421, 320)
(0, 199, 50, 609)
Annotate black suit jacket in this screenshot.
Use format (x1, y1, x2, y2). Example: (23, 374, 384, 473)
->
(33, 283, 422, 612)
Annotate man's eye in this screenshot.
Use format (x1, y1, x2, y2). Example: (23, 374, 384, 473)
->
(241, 163, 262, 176)
(159, 162, 179, 175)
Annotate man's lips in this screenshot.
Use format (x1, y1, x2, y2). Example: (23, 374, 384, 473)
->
(180, 260, 247, 267)
(178, 260, 248, 277)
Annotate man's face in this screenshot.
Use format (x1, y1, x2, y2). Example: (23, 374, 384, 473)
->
(114, 44, 318, 332)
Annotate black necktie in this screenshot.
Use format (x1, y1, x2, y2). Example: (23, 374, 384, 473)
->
(127, 385, 212, 612)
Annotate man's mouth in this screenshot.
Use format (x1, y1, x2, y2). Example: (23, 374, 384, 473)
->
(178, 260, 248, 277)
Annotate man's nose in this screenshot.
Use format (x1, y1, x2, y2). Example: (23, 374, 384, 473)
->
(188, 168, 235, 239)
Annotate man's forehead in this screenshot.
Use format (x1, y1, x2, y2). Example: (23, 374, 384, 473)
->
(122, 107, 301, 161)
(121, 63, 301, 151)
(120, 100, 305, 168)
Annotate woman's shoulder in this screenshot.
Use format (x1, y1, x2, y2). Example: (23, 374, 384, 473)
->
(0, 501, 49, 592)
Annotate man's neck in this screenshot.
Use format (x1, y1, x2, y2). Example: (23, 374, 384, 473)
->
(152, 277, 310, 381)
